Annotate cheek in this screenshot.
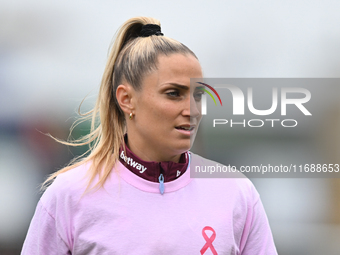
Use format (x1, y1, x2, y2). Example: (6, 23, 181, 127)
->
(138, 100, 171, 126)
(148, 97, 175, 116)
(152, 106, 176, 124)
(137, 94, 180, 129)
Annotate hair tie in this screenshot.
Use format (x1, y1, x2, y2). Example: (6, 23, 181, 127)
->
(139, 24, 164, 37)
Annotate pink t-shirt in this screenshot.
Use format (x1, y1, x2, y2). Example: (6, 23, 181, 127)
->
(21, 152, 277, 254)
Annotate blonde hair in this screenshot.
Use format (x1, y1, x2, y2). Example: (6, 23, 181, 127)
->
(42, 17, 197, 191)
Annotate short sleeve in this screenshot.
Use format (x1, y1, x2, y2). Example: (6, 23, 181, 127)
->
(21, 200, 71, 255)
(240, 196, 278, 255)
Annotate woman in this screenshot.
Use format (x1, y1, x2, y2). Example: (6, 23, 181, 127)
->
(22, 17, 278, 254)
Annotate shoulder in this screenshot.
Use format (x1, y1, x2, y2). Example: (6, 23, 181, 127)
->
(39, 162, 94, 213)
(189, 152, 259, 203)
(189, 151, 250, 180)
(45, 162, 91, 193)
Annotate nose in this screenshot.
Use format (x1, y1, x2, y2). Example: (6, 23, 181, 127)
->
(182, 94, 201, 119)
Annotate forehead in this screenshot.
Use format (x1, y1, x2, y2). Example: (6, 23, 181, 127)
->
(157, 53, 202, 76)
(141, 53, 203, 90)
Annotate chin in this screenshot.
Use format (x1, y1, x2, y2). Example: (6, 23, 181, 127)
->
(190, 134, 198, 147)
(175, 140, 192, 153)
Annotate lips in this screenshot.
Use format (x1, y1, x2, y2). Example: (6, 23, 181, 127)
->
(175, 125, 195, 131)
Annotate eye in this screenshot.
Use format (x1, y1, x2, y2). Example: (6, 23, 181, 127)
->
(194, 89, 205, 101)
(166, 90, 180, 98)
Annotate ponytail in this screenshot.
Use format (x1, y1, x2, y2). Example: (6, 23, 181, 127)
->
(42, 17, 197, 192)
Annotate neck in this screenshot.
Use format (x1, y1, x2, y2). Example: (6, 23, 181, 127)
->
(126, 134, 182, 163)
(118, 139, 189, 183)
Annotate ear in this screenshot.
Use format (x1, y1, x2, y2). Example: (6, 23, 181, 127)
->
(116, 84, 135, 115)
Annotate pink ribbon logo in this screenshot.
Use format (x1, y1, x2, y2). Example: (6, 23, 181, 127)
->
(200, 226, 217, 255)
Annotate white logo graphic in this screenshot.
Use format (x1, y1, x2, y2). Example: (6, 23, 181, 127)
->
(202, 86, 311, 116)
(176, 170, 181, 177)
(120, 151, 147, 173)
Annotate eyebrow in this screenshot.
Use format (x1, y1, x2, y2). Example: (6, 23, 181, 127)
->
(165, 83, 204, 90)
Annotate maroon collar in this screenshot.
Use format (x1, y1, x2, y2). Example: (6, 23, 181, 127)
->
(118, 136, 189, 183)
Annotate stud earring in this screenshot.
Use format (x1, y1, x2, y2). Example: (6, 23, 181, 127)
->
(129, 113, 133, 120)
